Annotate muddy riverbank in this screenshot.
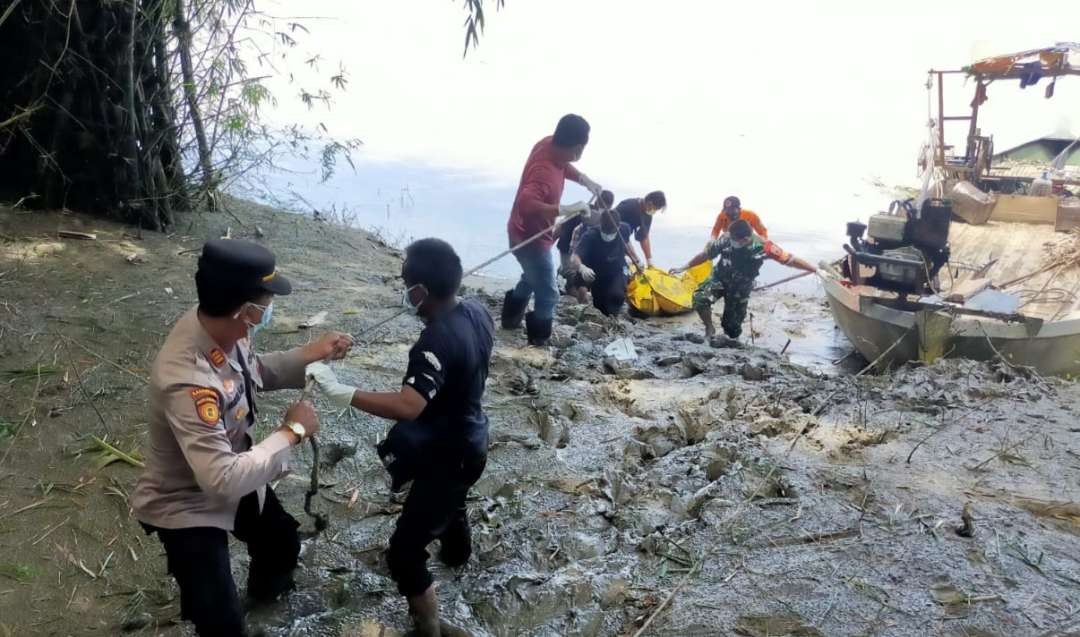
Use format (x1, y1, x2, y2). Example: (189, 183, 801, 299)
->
(1, 202, 1078, 636)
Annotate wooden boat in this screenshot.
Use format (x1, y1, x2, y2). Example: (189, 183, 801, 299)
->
(823, 44, 1080, 376)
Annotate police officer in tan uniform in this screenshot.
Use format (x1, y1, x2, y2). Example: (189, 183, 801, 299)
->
(132, 239, 352, 636)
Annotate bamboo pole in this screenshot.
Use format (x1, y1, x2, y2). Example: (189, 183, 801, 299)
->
(172, 0, 216, 210)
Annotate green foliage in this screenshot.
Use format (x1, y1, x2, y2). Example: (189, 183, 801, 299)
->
(0, 563, 33, 583)
(462, 0, 506, 56)
(320, 139, 364, 183)
(0, 366, 59, 384)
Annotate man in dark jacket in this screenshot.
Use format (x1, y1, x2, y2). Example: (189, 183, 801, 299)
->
(567, 211, 635, 316)
(556, 189, 614, 278)
(309, 238, 492, 637)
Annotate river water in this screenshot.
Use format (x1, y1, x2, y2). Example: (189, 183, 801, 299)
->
(239, 1, 1079, 370)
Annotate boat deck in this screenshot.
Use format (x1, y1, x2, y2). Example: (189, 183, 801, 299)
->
(943, 221, 1080, 322)
(987, 162, 1080, 185)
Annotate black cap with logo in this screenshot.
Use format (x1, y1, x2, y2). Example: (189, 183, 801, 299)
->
(197, 239, 292, 297)
(723, 195, 741, 211)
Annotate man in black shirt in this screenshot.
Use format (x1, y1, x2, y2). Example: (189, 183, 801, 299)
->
(308, 238, 492, 637)
(567, 211, 634, 316)
(615, 191, 666, 268)
(556, 189, 613, 278)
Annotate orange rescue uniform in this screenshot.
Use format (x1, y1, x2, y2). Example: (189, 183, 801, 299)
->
(710, 209, 768, 239)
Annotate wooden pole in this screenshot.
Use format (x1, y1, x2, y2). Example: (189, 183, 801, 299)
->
(753, 270, 813, 292)
(937, 71, 946, 168)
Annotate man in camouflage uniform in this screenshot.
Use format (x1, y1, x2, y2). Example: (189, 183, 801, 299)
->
(675, 219, 815, 344)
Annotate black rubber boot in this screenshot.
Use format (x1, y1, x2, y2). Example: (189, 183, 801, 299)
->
(247, 567, 295, 604)
(501, 290, 528, 329)
(525, 312, 552, 347)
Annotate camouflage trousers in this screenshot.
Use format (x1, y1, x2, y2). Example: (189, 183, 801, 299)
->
(692, 278, 753, 338)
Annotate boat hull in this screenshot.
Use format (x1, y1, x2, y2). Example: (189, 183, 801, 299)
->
(821, 272, 1080, 377)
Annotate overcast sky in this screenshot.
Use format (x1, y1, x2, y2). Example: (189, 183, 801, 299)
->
(258, 1, 1079, 228)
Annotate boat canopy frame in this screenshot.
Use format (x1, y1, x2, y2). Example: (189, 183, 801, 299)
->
(928, 43, 1080, 182)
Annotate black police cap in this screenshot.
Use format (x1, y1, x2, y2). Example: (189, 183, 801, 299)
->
(197, 239, 292, 296)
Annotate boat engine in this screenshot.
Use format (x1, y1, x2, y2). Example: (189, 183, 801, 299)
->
(842, 198, 952, 295)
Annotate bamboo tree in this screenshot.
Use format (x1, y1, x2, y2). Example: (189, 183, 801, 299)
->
(0, 0, 503, 228)
(172, 0, 216, 211)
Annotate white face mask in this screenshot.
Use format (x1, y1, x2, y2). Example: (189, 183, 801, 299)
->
(601, 230, 618, 242)
(402, 284, 426, 316)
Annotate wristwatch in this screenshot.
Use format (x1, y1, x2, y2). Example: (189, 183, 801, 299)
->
(285, 421, 307, 443)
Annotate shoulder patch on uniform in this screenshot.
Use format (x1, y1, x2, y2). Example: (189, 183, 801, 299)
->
(422, 351, 441, 371)
(190, 387, 218, 401)
(208, 348, 226, 368)
(190, 387, 221, 425)
(196, 400, 220, 425)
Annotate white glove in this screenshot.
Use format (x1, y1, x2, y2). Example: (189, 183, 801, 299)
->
(578, 174, 603, 197)
(579, 264, 596, 283)
(558, 201, 590, 219)
(306, 362, 336, 385)
(305, 362, 357, 410)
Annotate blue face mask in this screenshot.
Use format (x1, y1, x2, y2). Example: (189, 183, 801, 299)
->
(245, 302, 274, 335)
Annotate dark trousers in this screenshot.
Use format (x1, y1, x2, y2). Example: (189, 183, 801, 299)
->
(693, 279, 752, 338)
(386, 453, 486, 597)
(143, 487, 300, 637)
(569, 268, 627, 317)
(590, 270, 627, 316)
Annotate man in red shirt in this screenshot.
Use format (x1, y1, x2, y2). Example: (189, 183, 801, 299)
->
(502, 114, 603, 345)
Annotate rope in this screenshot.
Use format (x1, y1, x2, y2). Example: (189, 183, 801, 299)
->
(348, 212, 584, 345)
(297, 377, 328, 534)
(753, 270, 813, 292)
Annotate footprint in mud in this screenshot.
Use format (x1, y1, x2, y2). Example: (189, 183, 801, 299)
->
(735, 613, 823, 637)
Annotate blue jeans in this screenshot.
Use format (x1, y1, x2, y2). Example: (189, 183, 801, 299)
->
(511, 244, 558, 321)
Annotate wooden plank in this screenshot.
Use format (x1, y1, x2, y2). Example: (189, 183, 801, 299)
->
(948, 220, 1080, 321)
(990, 194, 1058, 224)
(57, 230, 98, 240)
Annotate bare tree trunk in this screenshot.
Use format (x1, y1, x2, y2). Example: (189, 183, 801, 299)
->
(121, 0, 149, 225)
(149, 0, 189, 213)
(172, 0, 216, 211)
